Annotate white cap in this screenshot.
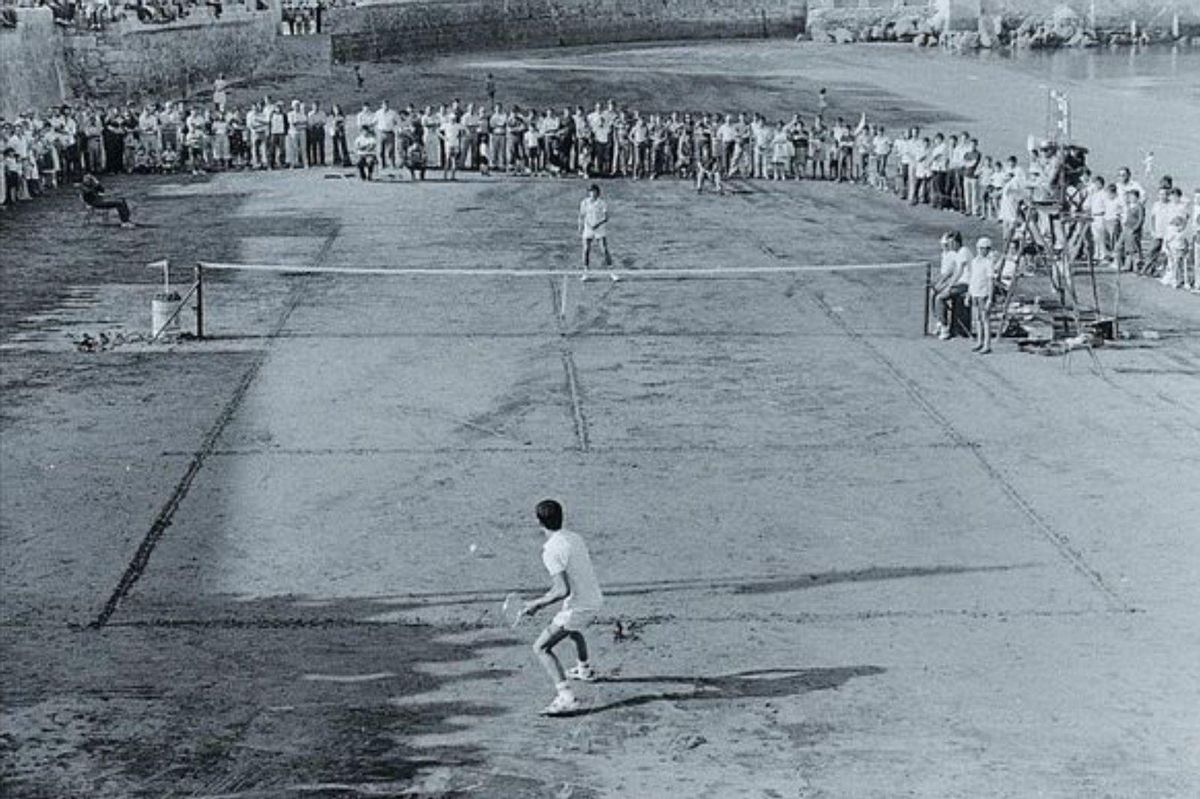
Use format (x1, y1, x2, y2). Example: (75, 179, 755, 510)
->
(977, 237, 993, 249)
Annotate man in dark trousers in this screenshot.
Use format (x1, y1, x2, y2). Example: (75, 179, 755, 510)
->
(80, 174, 134, 228)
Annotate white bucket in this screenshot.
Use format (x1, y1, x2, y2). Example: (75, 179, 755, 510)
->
(152, 291, 182, 336)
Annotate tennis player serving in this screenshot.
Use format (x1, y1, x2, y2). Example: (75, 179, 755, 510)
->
(519, 499, 605, 716)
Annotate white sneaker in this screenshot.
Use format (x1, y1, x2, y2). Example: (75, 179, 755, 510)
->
(580, 272, 593, 283)
(540, 692, 579, 716)
(609, 273, 621, 283)
(564, 663, 597, 682)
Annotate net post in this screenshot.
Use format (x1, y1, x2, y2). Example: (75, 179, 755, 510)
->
(194, 263, 204, 340)
(923, 261, 932, 336)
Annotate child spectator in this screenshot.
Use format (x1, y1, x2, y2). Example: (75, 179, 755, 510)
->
(1118, 187, 1144, 272)
(967, 237, 997, 354)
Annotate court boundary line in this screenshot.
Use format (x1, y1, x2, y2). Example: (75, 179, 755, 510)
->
(89, 234, 340, 629)
(800, 286, 1133, 613)
(94, 606, 1126, 632)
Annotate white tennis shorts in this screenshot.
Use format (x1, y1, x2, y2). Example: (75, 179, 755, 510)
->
(552, 607, 595, 631)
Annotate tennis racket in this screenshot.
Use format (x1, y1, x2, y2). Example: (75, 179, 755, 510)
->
(501, 592, 526, 628)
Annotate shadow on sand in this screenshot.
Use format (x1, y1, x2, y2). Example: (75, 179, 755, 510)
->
(560, 665, 884, 717)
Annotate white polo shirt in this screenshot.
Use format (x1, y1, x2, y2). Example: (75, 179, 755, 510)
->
(542, 529, 603, 612)
(579, 196, 608, 238)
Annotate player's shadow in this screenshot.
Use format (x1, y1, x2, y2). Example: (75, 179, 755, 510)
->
(564, 665, 883, 717)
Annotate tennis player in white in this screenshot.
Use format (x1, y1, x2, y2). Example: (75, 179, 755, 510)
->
(520, 499, 604, 716)
(579, 184, 617, 282)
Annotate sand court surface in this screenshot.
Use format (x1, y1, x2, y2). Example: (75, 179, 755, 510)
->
(3, 41, 1199, 799)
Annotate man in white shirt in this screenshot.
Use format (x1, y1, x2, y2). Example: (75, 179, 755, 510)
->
(439, 112, 464, 180)
(715, 115, 736, 177)
(375, 101, 396, 169)
(244, 104, 261, 168)
(355, 103, 375, 136)
(1086, 175, 1110, 261)
(520, 499, 605, 716)
(931, 230, 973, 338)
(928, 133, 949, 208)
(578, 184, 615, 282)
(871, 126, 892, 191)
(1148, 186, 1173, 269)
(1113, 166, 1145, 205)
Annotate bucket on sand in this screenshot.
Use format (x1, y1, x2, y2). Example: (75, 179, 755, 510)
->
(152, 291, 182, 337)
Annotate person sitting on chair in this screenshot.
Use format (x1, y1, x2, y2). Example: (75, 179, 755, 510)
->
(931, 231, 972, 339)
(81, 173, 134, 228)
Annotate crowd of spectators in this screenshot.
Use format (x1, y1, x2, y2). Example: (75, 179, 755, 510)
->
(3, 79, 1197, 294)
(0, 0, 271, 31)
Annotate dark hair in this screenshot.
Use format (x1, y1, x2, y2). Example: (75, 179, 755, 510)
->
(589, 184, 600, 195)
(536, 499, 563, 531)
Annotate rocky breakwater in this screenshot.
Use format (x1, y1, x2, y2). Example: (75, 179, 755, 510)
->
(806, 2, 1200, 50)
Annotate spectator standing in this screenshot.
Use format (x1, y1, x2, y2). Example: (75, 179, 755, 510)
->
(1118, 187, 1144, 272)
(505, 106, 525, 174)
(961, 138, 981, 215)
(422, 106, 442, 170)
(211, 110, 231, 169)
(103, 107, 125, 174)
(307, 102, 327, 166)
(286, 100, 307, 167)
(967, 237, 997, 354)
(440, 112, 463, 180)
(330, 104, 348, 166)
(213, 74, 228, 112)
(268, 100, 287, 168)
(82, 110, 104, 175)
(929, 132, 949, 207)
(159, 101, 181, 161)
(488, 104, 507, 173)
(375, 101, 396, 168)
(138, 104, 160, 169)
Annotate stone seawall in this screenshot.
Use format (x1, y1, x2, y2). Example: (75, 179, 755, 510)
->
(0, 9, 68, 118)
(62, 12, 280, 102)
(326, 0, 808, 62)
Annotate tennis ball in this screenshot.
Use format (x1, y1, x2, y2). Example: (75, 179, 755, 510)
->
(469, 544, 478, 553)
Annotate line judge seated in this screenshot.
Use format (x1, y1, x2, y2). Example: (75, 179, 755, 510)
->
(80, 173, 135, 228)
(354, 124, 378, 181)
